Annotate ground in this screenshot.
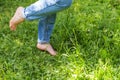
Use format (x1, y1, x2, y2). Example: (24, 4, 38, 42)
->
(0, 0, 120, 80)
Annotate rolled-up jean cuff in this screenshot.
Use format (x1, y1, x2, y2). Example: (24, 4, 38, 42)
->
(37, 39, 49, 44)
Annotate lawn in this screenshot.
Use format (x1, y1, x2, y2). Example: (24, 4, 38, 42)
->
(0, 0, 120, 80)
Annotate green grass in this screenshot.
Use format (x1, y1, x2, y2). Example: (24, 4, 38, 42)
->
(0, 0, 120, 80)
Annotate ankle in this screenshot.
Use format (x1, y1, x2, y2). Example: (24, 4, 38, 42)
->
(37, 43, 49, 50)
(17, 7, 25, 18)
(36, 43, 57, 56)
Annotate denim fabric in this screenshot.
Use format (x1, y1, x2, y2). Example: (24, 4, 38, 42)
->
(38, 14, 56, 43)
(23, 0, 72, 43)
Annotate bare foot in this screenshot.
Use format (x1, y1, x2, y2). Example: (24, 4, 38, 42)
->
(37, 43, 57, 56)
(9, 7, 25, 31)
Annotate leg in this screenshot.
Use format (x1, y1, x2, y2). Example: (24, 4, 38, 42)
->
(9, 0, 72, 55)
(37, 14, 57, 56)
(24, 0, 72, 20)
(9, 0, 72, 30)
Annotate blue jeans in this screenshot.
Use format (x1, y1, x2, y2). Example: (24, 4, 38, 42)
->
(23, 0, 72, 43)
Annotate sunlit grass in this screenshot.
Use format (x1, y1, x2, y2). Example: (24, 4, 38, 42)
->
(0, 0, 120, 80)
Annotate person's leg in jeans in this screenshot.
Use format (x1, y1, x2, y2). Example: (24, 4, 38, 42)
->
(9, 0, 72, 30)
(9, 0, 72, 55)
(37, 14, 56, 55)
